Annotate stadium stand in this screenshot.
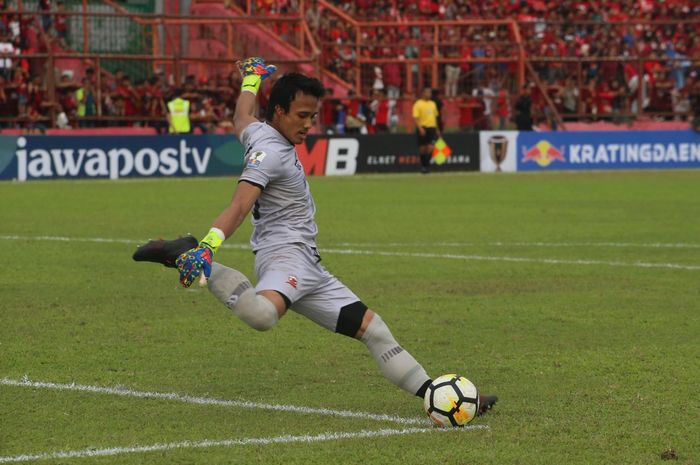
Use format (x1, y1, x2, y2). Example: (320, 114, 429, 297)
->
(0, 0, 698, 133)
(311, 0, 699, 131)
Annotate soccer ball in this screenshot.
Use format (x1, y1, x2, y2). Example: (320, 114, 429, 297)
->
(423, 374, 479, 427)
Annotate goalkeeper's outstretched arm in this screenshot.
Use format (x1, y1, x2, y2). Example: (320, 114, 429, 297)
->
(174, 58, 277, 287)
(233, 57, 277, 140)
(233, 91, 258, 140)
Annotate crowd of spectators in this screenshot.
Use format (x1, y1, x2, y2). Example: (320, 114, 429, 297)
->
(0, 0, 51, 132)
(0, 0, 256, 133)
(2, 0, 699, 132)
(227, 0, 699, 129)
(6, 64, 251, 133)
(0, 0, 295, 133)
(312, 0, 700, 129)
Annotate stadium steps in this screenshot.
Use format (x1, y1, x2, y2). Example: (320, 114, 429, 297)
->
(189, 0, 351, 95)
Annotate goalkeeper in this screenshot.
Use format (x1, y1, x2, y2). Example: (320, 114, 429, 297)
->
(134, 57, 496, 414)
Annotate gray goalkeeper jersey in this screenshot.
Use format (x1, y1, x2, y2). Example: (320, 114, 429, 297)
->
(238, 122, 318, 252)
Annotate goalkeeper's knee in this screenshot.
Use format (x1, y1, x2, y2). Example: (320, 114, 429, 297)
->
(208, 263, 278, 331)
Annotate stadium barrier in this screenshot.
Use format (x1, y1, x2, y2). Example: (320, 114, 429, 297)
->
(1, 131, 698, 181)
(0, 135, 245, 181)
(301, 134, 479, 175)
(479, 130, 700, 173)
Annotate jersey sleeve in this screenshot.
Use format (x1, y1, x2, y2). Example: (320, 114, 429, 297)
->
(239, 121, 263, 148)
(239, 123, 280, 190)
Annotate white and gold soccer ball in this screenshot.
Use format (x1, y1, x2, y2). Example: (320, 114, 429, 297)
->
(423, 374, 479, 427)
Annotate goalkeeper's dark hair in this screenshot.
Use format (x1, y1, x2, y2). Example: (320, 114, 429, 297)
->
(265, 72, 325, 121)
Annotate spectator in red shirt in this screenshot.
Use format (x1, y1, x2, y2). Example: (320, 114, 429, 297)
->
(595, 79, 615, 115)
(26, 75, 44, 113)
(493, 88, 510, 129)
(343, 89, 367, 134)
(115, 75, 140, 123)
(370, 88, 391, 133)
(143, 75, 167, 133)
(382, 52, 401, 99)
(649, 69, 675, 117)
(26, 103, 47, 134)
(458, 91, 485, 131)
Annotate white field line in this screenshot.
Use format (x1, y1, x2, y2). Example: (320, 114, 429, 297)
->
(332, 241, 700, 249)
(2, 234, 699, 250)
(0, 235, 143, 245)
(321, 247, 700, 271)
(0, 426, 486, 464)
(0, 377, 427, 426)
(1, 234, 699, 271)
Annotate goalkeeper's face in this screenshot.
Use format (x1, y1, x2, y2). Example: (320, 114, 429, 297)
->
(272, 91, 320, 145)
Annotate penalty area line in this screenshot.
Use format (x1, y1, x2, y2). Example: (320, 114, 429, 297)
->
(0, 377, 426, 426)
(0, 426, 486, 464)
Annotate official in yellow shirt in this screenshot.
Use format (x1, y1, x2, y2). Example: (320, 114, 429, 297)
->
(412, 87, 441, 174)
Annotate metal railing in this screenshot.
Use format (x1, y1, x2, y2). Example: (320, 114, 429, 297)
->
(0, 4, 320, 130)
(1, 2, 698, 130)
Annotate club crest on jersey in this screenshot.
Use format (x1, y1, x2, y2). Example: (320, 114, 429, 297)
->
(286, 275, 298, 289)
(247, 150, 267, 169)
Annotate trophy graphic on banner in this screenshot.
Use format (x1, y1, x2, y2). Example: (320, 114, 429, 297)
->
(487, 135, 509, 172)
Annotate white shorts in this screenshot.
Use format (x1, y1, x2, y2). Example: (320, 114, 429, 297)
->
(254, 244, 363, 333)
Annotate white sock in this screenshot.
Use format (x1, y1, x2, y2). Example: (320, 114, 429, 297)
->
(360, 314, 431, 395)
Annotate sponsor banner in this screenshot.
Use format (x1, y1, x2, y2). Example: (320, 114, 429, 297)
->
(299, 133, 479, 175)
(517, 130, 700, 171)
(479, 131, 519, 173)
(0, 133, 480, 181)
(0, 135, 245, 181)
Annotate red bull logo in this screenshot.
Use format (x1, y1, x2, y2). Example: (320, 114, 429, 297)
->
(522, 140, 565, 167)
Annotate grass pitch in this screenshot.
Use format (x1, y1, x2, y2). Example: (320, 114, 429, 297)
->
(1, 170, 699, 464)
